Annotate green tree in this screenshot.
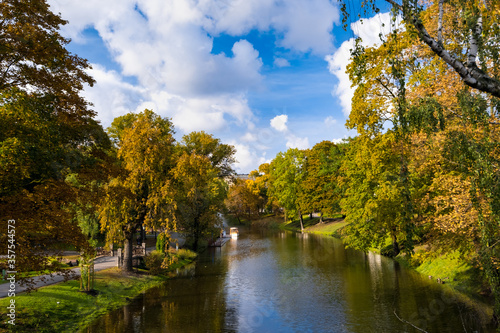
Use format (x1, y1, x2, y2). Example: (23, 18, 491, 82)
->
(167, 152, 227, 251)
(299, 141, 345, 222)
(268, 148, 306, 230)
(341, 134, 414, 256)
(180, 131, 236, 177)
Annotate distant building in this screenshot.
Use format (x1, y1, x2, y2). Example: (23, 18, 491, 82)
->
(224, 173, 254, 185)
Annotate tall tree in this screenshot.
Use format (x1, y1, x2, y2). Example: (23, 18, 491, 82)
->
(298, 141, 345, 222)
(268, 148, 306, 230)
(180, 131, 236, 177)
(0, 0, 94, 115)
(167, 152, 227, 251)
(0, 0, 107, 279)
(100, 110, 175, 272)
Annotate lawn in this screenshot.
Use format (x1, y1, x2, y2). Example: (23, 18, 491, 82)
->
(0, 268, 167, 332)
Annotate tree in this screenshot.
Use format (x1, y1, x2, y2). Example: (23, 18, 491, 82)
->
(298, 141, 345, 222)
(100, 110, 175, 272)
(0, 0, 95, 115)
(342, 1, 500, 322)
(340, 0, 500, 97)
(268, 148, 306, 230)
(0, 90, 108, 278)
(341, 134, 414, 256)
(225, 179, 261, 222)
(167, 152, 227, 251)
(180, 131, 236, 177)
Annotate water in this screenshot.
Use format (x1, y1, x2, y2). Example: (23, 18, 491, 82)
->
(86, 227, 494, 332)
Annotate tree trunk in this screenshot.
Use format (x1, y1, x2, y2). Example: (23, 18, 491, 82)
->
(123, 232, 134, 272)
(299, 211, 304, 232)
(309, 212, 313, 220)
(193, 217, 200, 252)
(391, 233, 400, 257)
(319, 212, 324, 223)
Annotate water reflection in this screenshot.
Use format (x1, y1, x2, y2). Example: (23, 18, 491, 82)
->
(86, 228, 494, 333)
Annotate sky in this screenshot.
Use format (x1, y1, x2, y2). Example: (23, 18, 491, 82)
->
(47, 0, 397, 173)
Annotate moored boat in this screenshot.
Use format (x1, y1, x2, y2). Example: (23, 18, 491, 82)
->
(230, 227, 239, 239)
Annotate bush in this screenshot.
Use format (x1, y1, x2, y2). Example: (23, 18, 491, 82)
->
(177, 249, 197, 261)
(144, 251, 165, 275)
(156, 233, 169, 254)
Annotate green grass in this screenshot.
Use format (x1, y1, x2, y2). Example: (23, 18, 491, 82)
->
(279, 214, 346, 237)
(0, 268, 168, 332)
(303, 220, 348, 237)
(395, 250, 489, 301)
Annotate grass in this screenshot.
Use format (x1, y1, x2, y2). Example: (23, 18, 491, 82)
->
(279, 214, 347, 237)
(0, 267, 168, 332)
(395, 250, 490, 301)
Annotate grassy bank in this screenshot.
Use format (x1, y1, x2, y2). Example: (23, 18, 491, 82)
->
(279, 214, 347, 237)
(0, 267, 173, 332)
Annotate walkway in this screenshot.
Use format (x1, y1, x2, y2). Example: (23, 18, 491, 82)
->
(0, 256, 118, 298)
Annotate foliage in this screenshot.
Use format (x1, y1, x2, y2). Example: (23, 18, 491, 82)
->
(268, 148, 306, 222)
(298, 141, 346, 219)
(225, 178, 262, 221)
(180, 131, 236, 177)
(166, 152, 227, 251)
(156, 232, 169, 254)
(144, 250, 165, 275)
(0, 0, 95, 112)
(100, 110, 175, 271)
(176, 248, 198, 261)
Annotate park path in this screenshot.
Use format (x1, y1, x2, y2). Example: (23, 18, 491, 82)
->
(0, 256, 118, 298)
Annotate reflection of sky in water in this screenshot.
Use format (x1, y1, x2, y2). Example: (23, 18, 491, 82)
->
(86, 229, 495, 333)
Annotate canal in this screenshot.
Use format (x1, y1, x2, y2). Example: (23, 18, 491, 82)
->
(86, 227, 494, 332)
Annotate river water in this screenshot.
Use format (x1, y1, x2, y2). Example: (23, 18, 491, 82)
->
(86, 227, 494, 332)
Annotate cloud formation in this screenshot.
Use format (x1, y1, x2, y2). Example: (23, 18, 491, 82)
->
(325, 12, 402, 116)
(270, 114, 288, 132)
(48, 0, 341, 172)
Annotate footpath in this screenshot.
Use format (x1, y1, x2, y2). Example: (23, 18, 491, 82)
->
(0, 255, 118, 298)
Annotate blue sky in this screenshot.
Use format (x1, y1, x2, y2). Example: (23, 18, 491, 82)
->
(48, 0, 396, 173)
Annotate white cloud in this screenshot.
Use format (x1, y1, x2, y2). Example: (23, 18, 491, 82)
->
(231, 142, 267, 173)
(203, 0, 339, 55)
(241, 132, 257, 142)
(270, 114, 288, 132)
(286, 135, 310, 150)
(325, 12, 403, 116)
(274, 57, 291, 68)
(324, 116, 337, 127)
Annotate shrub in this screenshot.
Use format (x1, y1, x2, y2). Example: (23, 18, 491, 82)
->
(161, 255, 178, 270)
(177, 249, 197, 261)
(144, 251, 165, 275)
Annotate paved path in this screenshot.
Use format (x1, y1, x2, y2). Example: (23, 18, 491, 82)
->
(0, 256, 118, 298)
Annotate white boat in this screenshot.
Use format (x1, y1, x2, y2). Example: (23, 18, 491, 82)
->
(230, 227, 239, 239)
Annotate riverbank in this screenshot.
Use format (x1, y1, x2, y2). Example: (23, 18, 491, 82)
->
(0, 268, 168, 332)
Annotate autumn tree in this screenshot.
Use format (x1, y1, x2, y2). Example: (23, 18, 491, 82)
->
(167, 152, 228, 251)
(0, 0, 108, 279)
(180, 131, 236, 177)
(340, 0, 500, 97)
(100, 110, 175, 272)
(342, 0, 500, 322)
(225, 178, 261, 222)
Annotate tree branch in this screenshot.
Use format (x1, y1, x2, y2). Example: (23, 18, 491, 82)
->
(384, 0, 500, 98)
(437, 0, 444, 44)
